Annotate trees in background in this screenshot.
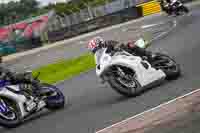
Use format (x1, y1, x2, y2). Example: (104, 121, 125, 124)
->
(0, 0, 39, 26)
(39, 0, 115, 16)
(0, 0, 115, 26)
(53, 0, 114, 15)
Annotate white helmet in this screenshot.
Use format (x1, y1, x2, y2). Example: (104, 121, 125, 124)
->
(87, 36, 104, 53)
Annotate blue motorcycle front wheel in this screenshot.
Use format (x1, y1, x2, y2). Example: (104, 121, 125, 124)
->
(0, 97, 22, 128)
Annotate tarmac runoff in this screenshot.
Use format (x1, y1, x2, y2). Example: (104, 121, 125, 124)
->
(96, 88, 200, 133)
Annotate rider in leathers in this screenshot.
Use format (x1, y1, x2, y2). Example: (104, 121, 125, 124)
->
(0, 58, 41, 97)
(88, 37, 155, 62)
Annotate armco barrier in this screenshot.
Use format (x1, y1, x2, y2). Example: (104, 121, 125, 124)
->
(137, 0, 162, 16)
(48, 6, 142, 43)
(47, 1, 163, 43)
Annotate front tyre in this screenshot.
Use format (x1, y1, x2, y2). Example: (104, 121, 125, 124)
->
(40, 83, 65, 110)
(106, 65, 142, 97)
(0, 97, 22, 128)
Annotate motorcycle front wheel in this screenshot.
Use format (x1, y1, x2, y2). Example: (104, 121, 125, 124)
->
(0, 97, 22, 128)
(106, 65, 142, 97)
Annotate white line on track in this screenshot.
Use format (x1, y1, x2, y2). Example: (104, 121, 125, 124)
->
(148, 20, 177, 43)
(141, 22, 166, 29)
(95, 88, 200, 133)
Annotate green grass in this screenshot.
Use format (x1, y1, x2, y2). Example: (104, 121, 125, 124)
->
(32, 53, 95, 84)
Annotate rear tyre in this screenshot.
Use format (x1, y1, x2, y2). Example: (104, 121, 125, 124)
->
(0, 97, 22, 128)
(106, 65, 142, 97)
(152, 53, 181, 80)
(40, 83, 65, 110)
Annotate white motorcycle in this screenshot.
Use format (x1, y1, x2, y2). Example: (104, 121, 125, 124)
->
(94, 41, 180, 97)
(0, 71, 65, 128)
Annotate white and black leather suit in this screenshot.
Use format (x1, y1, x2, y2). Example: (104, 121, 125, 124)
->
(94, 40, 154, 62)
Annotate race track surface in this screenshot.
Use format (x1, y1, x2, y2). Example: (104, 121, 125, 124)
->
(1, 5, 200, 133)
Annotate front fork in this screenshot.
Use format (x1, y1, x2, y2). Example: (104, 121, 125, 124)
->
(99, 67, 127, 84)
(0, 99, 10, 114)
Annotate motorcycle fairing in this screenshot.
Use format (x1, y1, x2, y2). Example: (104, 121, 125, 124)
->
(0, 99, 9, 113)
(6, 85, 21, 92)
(0, 86, 28, 117)
(95, 48, 166, 87)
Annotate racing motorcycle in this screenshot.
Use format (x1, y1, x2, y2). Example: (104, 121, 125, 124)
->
(94, 41, 180, 97)
(0, 71, 65, 128)
(160, 0, 189, 16)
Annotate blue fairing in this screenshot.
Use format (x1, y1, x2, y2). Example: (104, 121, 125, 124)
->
(0, 80, 10, 113)
(42, 86, 62, 101)
(0, 101, 9, 113)
(43, 85, 65, 105)
(0, 80, 11, 90)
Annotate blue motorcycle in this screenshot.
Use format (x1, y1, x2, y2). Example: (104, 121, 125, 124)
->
(0, 71, 66, 128)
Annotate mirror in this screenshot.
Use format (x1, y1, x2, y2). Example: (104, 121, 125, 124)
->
(135, 38, 146, 49)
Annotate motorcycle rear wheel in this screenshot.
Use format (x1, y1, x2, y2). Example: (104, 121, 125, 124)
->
(40, 83, 66, 110)
(152, 53, 181, 80)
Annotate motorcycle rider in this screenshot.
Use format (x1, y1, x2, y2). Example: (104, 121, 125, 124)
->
(160, 0, 188, 15)
(0, 63, 24, 83)
(0, 57, 41, 98)
(160, 0, 173, 14)
(87, 36, 155, 62)
(165, 0, 175, 5)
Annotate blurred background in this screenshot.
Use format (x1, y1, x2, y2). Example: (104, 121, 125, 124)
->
(0, 0, 193, 56)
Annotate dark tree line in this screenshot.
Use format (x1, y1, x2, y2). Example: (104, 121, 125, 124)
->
(53, 0, 114, 15)
(0, 0, 40, 25)
(0, 0, 115, 26)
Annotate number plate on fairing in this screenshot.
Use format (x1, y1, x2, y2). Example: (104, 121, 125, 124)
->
(25, 100, 37, 112)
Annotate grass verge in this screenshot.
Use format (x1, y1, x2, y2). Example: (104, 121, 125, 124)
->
(32, 53, 95, 84)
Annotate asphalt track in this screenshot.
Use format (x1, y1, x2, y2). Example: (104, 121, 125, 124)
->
(1, 4, 200, 133)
